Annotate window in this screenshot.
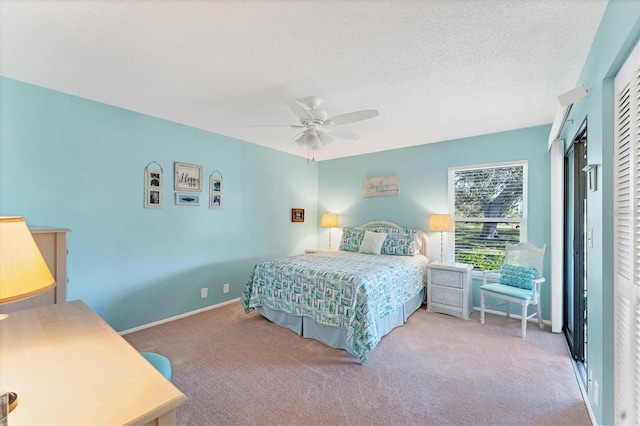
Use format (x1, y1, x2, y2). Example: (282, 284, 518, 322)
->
(448, 161, 527, 270)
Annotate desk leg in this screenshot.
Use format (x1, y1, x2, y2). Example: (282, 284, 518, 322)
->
(143, 408, 177, 426)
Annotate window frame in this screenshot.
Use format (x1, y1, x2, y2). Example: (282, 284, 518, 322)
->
(447, 160, 528, 270)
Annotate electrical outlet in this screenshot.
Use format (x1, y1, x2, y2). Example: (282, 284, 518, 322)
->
(223, 283, 230, 294)
(201, 288, 208, 299)
(594, 380, 600, 407)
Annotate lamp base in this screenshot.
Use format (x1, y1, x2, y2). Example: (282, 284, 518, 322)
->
(1, 391, 17, 416)
(8, 392, 17, 412)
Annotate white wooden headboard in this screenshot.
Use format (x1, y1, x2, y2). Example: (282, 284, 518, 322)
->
(357, 220, 430, 260)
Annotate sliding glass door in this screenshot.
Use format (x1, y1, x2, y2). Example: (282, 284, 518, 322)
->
(564, 127, 587, 375)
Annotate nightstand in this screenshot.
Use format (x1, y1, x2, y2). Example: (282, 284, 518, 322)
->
(304, 248, 336, 253)
(427, 262, 474, 320)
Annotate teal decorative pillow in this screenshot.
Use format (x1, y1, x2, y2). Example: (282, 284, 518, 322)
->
(339, 227, 365, 252)
(376, 227, 417, 256)
(498, 263, 537, 290)
(358, 231, 387, 255)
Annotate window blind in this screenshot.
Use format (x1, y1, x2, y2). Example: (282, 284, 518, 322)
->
(449, 163, 527, 270)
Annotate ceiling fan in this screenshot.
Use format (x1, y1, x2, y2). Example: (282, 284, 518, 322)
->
(249, 96, 379, 153)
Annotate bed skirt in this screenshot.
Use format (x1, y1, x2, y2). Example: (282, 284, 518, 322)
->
(258, 287, 425, 357)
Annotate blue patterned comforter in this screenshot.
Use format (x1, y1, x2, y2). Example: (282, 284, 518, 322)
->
(241, 251, 428, 362)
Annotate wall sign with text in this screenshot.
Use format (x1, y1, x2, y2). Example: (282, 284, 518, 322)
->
(363, 175, 399, 198)
(174, 162, 203, 192)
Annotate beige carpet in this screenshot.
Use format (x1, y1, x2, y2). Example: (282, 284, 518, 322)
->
(124, 302, 590, 426)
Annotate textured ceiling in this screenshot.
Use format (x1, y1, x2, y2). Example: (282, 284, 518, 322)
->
(0, 0, 608, 161)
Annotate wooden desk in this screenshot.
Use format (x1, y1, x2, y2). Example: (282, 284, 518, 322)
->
(0, 301, 187, 425)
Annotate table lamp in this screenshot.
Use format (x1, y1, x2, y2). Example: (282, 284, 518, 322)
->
(320, 213, 339, 250)
(429, 214, 453, 264)
(0, 216, 56, 413)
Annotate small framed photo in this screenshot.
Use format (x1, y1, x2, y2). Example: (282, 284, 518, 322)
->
(144, 167, 163, 208)
(209, 176, 223, 210)
(146, 169, 162, 188)
(211, 177, 223, 193)
(175, 193, 200, 206)
(145, 189, 162, 208)
(210, 194, 222, 209)
(175, 162, 203, 192)
(291, 208, 304, 222)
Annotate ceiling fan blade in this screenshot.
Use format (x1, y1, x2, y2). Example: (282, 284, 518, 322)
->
(327, 128, 359, 140)
(287, 99, 314, 120)
(318, 132, 333, 146)
(246, 124, 305, 128)
(326, 109, 379, 126)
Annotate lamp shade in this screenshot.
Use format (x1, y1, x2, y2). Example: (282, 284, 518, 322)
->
(0, 217, 55, 304)
(320, 213, 339, 228)
(429, 214, 453, 232)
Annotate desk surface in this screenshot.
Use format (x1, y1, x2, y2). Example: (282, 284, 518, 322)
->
(0, 300, 187, 425)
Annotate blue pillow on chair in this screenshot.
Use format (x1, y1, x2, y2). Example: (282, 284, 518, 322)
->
(498, 263, 537, 290)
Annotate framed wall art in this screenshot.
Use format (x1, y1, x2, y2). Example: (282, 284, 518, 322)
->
(291, 208, 304, 223)
(175, 193, 200, 206)
(209, 170, 223, 210)
(363, 175, 399, 198)
(144, 161, 163, 208)
(174, 162, 203, 192)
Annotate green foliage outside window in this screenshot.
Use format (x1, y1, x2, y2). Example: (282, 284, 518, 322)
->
(458, 246, 505, 271)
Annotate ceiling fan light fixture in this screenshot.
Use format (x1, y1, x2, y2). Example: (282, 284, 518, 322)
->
(294, 133, 306, 147)
(304, 132, 319, 148)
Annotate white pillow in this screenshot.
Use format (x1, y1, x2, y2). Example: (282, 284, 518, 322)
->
(359, 231, 387, 255)
(414, 234, 423, 253)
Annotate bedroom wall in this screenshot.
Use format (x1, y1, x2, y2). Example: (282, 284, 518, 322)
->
(556, 1, 640, 424)
(317, 124, 551, 317)
(0, 77, 319, 332)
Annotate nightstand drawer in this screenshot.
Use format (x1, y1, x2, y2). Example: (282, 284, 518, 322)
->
(431, 287, 463, 308)
(431, 269, 464, 288)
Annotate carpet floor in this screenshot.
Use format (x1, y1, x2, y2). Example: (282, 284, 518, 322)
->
(124, 302, 590, 426)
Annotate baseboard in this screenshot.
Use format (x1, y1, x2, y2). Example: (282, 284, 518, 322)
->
(119, 298, 240, 335)
(562, 338, 596, 426)
(472, 306, 553, 327)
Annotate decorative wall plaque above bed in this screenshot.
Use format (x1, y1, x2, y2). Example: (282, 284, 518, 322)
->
(363, 175, 399, 198)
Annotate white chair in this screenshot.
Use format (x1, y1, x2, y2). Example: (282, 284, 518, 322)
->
(480, 243, 547, 338)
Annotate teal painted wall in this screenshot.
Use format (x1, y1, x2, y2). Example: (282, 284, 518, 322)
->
(558, 0, 640, 424)
(0, 77, 319, 332)
(318, 125, 552, 318)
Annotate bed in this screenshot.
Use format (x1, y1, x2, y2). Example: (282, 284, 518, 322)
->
(241, 221, 430, 363)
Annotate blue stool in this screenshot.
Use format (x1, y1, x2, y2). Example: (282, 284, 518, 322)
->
(140, 351, 172, 381)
